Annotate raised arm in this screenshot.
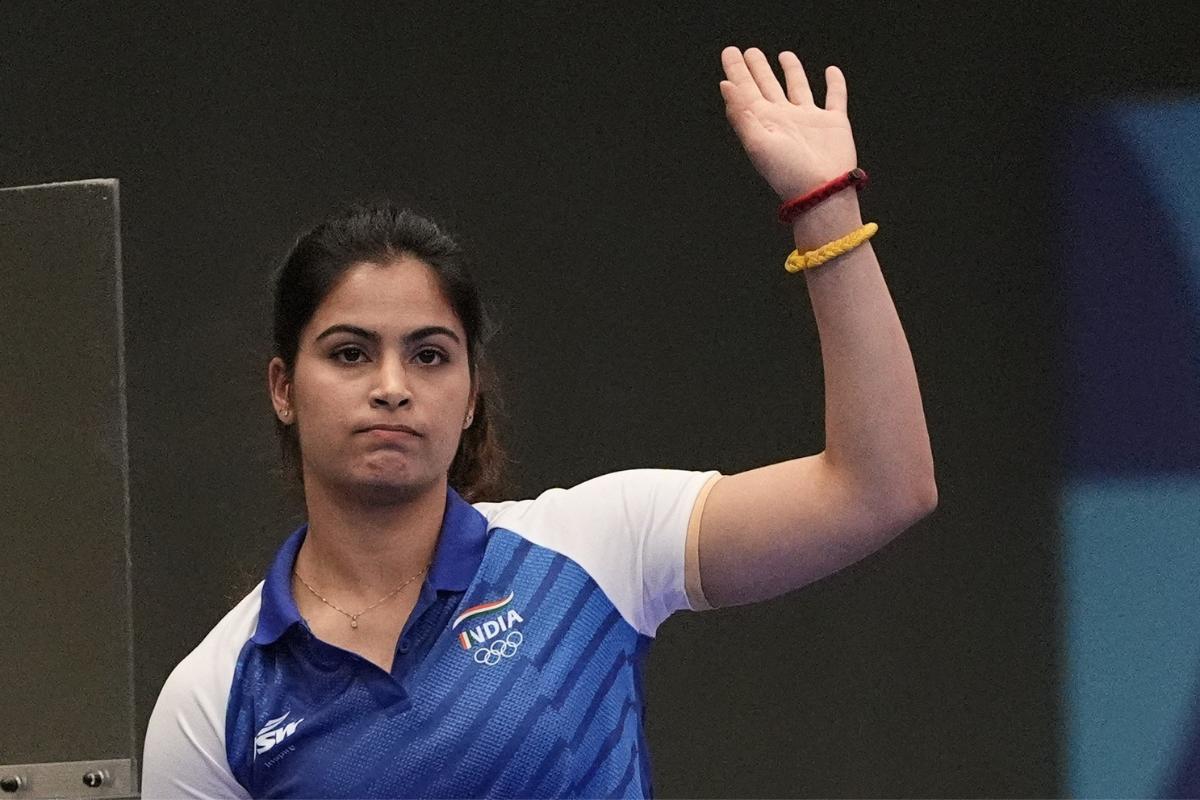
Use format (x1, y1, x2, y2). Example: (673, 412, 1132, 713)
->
(692, 46, 936, 609)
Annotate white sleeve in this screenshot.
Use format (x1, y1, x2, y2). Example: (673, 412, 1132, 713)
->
(475, 467, 723, 638)
(141, 664, 250, 799)
(140, 590, 260, 799)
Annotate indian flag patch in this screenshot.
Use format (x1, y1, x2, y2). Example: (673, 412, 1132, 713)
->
(452, 590, 523, 650)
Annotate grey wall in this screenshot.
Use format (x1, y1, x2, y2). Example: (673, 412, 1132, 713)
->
(3, 1, 1198, 796)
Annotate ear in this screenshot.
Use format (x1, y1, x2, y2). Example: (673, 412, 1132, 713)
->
(268, 357, 293, 423)
(465, 381, 479, 428)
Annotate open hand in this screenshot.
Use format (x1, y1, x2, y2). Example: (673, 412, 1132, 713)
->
(719, 47, 858, 201)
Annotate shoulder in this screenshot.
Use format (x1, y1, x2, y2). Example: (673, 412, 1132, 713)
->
(141, 584, 262, 799)
(470, 467, 722, 636)
(159, 581, 264, 708)
(471, 467, 719, 529)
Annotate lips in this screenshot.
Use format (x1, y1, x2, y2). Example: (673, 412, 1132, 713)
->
(359, 425, 422, 447)
(360, 424, 420, 436)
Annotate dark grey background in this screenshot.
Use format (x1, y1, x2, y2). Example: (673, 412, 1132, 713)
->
(2, 1, 1198, 796)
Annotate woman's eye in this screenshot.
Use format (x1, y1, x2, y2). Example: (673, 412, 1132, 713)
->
(333, 346, 367, 364)
(417, 348, 447, 366)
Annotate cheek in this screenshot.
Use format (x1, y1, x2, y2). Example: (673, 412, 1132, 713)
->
(293, 366, 353, 434)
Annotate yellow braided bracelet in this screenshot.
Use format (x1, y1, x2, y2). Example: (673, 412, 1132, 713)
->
(784, 222, 879, 273)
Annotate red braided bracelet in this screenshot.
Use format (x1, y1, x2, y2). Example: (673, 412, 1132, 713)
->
(777, 168, 869, 224)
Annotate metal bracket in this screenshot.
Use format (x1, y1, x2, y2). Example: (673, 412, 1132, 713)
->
(0, 759, 136, 800)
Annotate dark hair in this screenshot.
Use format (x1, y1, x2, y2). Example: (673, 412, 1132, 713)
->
(269, 199, 512, 504)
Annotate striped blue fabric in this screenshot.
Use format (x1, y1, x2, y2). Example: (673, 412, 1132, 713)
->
(225, 487, 656, 798)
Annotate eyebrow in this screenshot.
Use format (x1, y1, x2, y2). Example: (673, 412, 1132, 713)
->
(314, 324, 462, 347)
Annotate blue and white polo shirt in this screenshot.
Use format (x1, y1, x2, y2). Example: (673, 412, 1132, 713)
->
(141, 467, 723, 799)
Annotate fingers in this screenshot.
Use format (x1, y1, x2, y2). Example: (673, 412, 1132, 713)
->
(778, 51, 814, 106)
(719, 46, 758, 102)
(722, 47, 846, 114)
(721, 46, 785, 103)
(742, 48, 787, 102)
(824, 65, 848, 113)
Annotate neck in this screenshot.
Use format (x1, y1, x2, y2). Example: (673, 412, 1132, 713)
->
(294, 474, 446, 602)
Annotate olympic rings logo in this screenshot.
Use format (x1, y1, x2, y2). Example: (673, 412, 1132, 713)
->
(472, 630, 523, 666)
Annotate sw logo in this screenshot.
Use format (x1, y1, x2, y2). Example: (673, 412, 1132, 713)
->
(254, 711, 303, 759)
(452, 590, 526, 666)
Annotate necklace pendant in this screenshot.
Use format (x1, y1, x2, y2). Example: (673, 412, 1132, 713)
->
(350, 616, 359, 629)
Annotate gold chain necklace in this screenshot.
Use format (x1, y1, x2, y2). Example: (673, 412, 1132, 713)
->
(293, 563, 430, 630)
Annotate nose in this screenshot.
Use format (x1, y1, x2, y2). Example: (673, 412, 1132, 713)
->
(368, 351, 412, 409)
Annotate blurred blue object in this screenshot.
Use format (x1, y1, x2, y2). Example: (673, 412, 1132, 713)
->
(1061, 99, 1200, 799)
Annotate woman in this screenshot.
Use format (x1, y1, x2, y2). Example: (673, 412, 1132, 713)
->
(141, 46, 936, 798)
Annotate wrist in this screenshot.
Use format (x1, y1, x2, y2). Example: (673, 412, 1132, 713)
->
(789, 190, 865, 252)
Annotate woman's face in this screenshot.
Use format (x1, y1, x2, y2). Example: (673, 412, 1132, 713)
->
(269, 257, 476, 502)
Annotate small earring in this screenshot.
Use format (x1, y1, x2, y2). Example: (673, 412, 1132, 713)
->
(281, 408, 290, 417)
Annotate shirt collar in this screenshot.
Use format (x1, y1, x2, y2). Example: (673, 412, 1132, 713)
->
(251, 483, 489, 645)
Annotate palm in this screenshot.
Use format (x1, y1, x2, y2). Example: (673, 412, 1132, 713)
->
(719, 47, 858, 200)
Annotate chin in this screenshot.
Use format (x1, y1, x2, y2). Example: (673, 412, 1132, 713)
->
(352, 464, 441, 500)
(344, 478, 420, 506)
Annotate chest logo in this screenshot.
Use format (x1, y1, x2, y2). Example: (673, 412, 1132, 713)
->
(452, 590, 525, 665)
(254, 711, 304, 759)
